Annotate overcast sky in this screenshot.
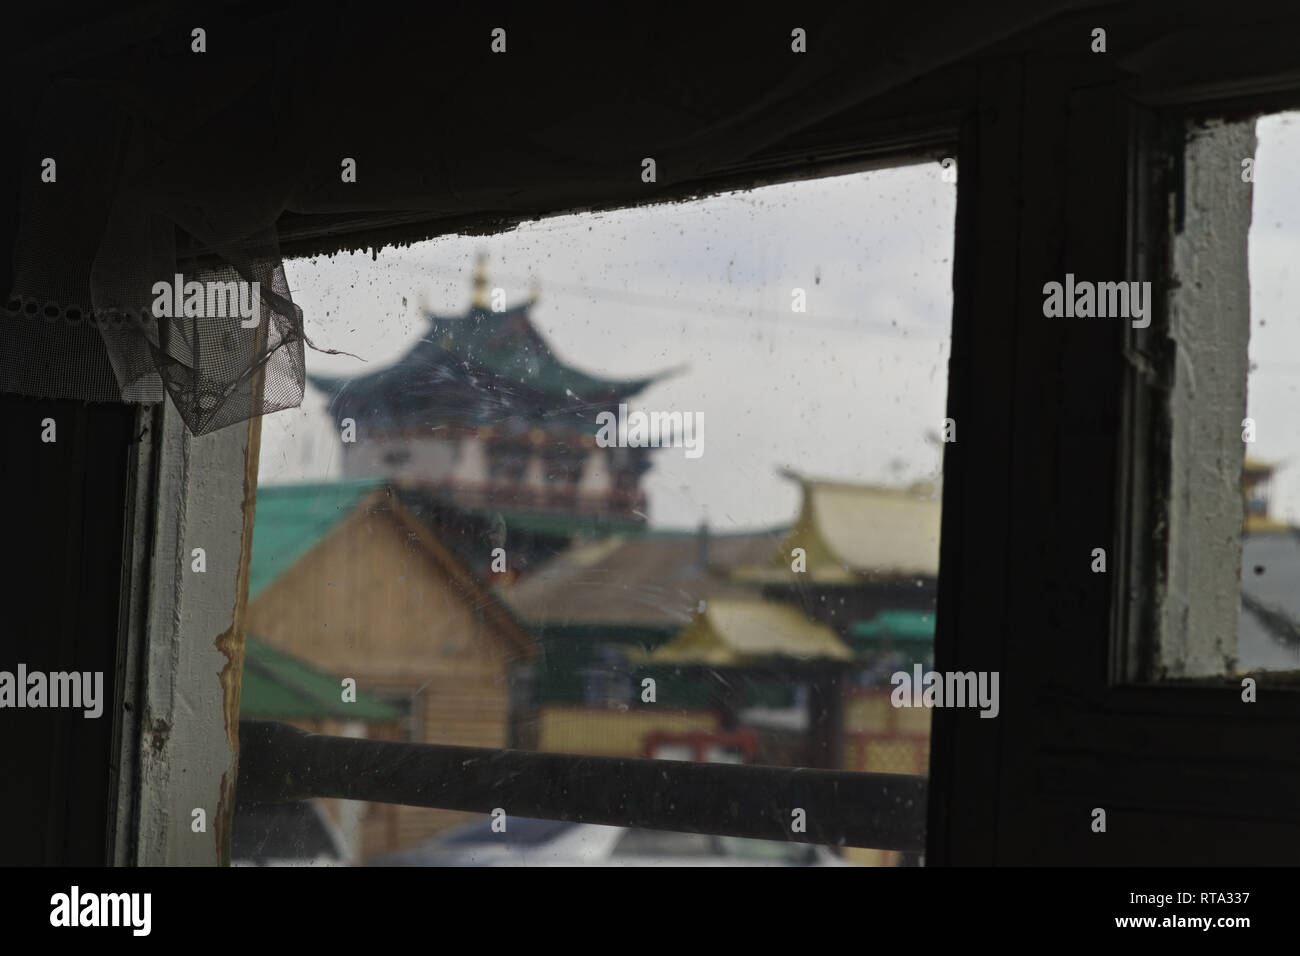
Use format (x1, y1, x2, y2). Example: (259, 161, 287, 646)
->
(259, 110, 1300, 531)
(1246, 112, 1300, 524)
(260, 161, 957, 532)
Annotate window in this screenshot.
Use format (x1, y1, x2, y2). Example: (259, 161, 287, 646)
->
(15, 0, 1300, 878)
(231, 800, 346, 867)
(241, 159, 956, 866)
(1124, 108, 1300, 681)
(1238, 111, 1300, 674)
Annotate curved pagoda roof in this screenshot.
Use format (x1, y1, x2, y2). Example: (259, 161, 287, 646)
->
(733, 470, 942, 585)
(632, 598, 852, 667)
(309, 301, 673, 434)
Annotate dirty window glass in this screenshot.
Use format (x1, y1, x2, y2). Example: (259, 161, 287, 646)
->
(1238, 111, 1300, 674)
(237, 160, 957, 866)
(1146, 109, 1300, 681)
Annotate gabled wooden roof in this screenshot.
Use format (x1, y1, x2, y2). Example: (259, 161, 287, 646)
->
(248, 481, 538, 661)
(498, 528, 784, 629)
(375, 489, 539, 661)
(249, 479, 385, 600)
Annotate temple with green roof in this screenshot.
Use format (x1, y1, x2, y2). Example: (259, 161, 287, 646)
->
(309, 255, 676, 526)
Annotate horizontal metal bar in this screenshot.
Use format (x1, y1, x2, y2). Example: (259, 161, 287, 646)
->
(238, 720, 927, 851)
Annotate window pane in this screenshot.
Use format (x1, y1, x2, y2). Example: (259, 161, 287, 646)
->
(1143, 109, 1300, 680)
(241, 160, 957, 865)
(1239, 110, 1300, 674)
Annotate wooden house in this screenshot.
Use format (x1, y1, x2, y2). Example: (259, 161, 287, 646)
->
(236, 636, 404, 862)
(243, 479, 538, 859)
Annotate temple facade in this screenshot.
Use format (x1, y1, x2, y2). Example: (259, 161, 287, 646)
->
(309, 257, 670, 524)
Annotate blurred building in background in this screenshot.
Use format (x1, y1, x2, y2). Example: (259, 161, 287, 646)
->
(1243, 457, 1285, 533)
(235, 637, 404, 864)
(497, 471, 941, 865)
(241, 480, 537, 860)
(308, 256, 677, 545)
(1238, 458, 1300, 673)
(250, 257, 948, 866)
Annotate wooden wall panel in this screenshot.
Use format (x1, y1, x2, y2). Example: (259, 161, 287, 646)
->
(246, 507, 513, 701)
(535, 706, 719, 757)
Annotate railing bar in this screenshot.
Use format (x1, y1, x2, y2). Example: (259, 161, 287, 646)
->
(238, 720, 927, 852)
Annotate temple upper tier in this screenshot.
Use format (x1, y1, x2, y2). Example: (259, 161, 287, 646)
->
(309, 257, 678, 523)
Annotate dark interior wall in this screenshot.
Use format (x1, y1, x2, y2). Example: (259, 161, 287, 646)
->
(0, 397, 134, 865)
(928, 31, 1300, 864)
(0, 89, 135, 865)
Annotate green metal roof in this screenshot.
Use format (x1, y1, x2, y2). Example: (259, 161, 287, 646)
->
(307, 304, 675, 434)
(425, 305, 658, 399)
(249, 479, 385, 600)
(440, 306, 658, 397)
(851, 610, 936, 641)
(240, 636, 405, 721)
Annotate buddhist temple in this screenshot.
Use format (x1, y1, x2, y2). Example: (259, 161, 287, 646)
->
(309, 254, 676, 526)
(1242, 457, 1288, 533)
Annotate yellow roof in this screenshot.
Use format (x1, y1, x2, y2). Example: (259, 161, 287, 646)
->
(734, 473, 941, 584)
(639, 598, 851, 666)
(1245, 513, 1289, 533)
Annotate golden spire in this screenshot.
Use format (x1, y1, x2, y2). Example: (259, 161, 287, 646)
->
(471, 251, 490, 308)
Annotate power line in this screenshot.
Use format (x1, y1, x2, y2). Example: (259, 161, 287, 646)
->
(365, 261, 950, 339)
